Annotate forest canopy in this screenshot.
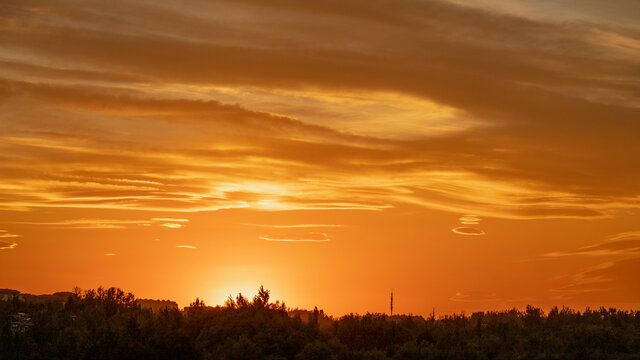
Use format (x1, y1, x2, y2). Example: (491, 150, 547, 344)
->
(2, 286, 640, 360)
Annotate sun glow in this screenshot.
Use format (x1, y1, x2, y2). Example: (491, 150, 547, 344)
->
(210, 279, 268, 307)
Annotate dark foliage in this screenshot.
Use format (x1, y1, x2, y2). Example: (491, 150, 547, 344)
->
(2, 288, 640, 359)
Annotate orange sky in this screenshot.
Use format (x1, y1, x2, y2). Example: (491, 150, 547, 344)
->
(1, 0, 639, 316)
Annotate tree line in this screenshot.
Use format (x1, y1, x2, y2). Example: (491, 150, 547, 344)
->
(2, 286, 640, 359)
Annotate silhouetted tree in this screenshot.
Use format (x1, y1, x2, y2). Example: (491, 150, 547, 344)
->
(225, 295, 236, 309)
(235, 293, 249, 308)
(190, 298, 206, 308)
(253, 285, 270, 309)
(2, 286, 640, 360)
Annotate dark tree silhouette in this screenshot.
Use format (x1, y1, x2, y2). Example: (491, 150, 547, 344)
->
(1, 286, 639, 360)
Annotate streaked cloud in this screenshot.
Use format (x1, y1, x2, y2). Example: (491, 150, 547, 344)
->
(0, 77, 635, 218)
(244, 223, 345, 228)
(0, 230, 22, 238)
(260, 232, 331, 243)
(452, 215, 485, 236)
(0, 231, 20, 250)
(104, 253, 116, 256)
(0, 0, 637, 222)
(0, 0, 638, 315)
(9, 219, 153, 229)
(542, 231, 640, 258)
(551, 261, 623, 301)
(452, 227, 486, 236)
(459, 215, 481, 225)
(544, 232, 640, 302)
(449, 291, 499, 302)
(0, 241, 18, 250)
(176, 245, 196, 249)
(7, 218, 193, 229)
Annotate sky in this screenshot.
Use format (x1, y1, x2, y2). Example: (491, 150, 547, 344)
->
(0, 0, 639, 316)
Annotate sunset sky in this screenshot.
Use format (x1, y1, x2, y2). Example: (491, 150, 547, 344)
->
(1, 0, 639, 316)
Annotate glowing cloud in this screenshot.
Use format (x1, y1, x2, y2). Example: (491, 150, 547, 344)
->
(452, 215, 485, 236)
(176, 245, 196, 249)
(459, 215, 481, 225)
(0, 241, 18, 250)
(449, 291, 500, 302)
(10, 219, 153, 229)
(0, 230, 22, 238)
(542, 231, 640, 258)
(452, 227, 486, 236)
(260, 232, 331, 243)
(244, 224, 345, 228)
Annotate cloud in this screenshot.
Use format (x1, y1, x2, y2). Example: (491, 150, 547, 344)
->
(543, 232, 640, 302)
(447, 0, 640, 26)
(104, 253, 116, 256)
(452, 227, 486, 236)
(9, 219, 153, 229)
(0, 0, 638, 222)
(244, 223, 345, 228)
(551, 259, 640, 302)
(452, 215, 485, 236)
(0, 241, 18, 250)
(1, 0, 639, 313)
(154, 218, 189, 229)
(0, 230, 22, 238)
(449, 291, 500, 302)
(176, 245, 196, 249)
(260, 232, 331, 243)
(542, 231, 640, 258)
(459, 215, 480, 225)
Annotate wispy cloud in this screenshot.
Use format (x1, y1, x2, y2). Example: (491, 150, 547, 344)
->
(0, 231, 20, 250)
(452, 227, 486, 236)
(543, 232, 640, 301)
(0, 241, 18, 250)
(9, 219, 153, 229)
(542, 231, 640, 258)
(452, 215, 485, 236)
(449, 291, 500, 302)
(0, 230, 22, 238)
(244, 223, 345, 228)
(459, 215, 481, 225)
(0, 0, 638, 222)
(0, 0, 639, 315)
(260, 232, 331, 243)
